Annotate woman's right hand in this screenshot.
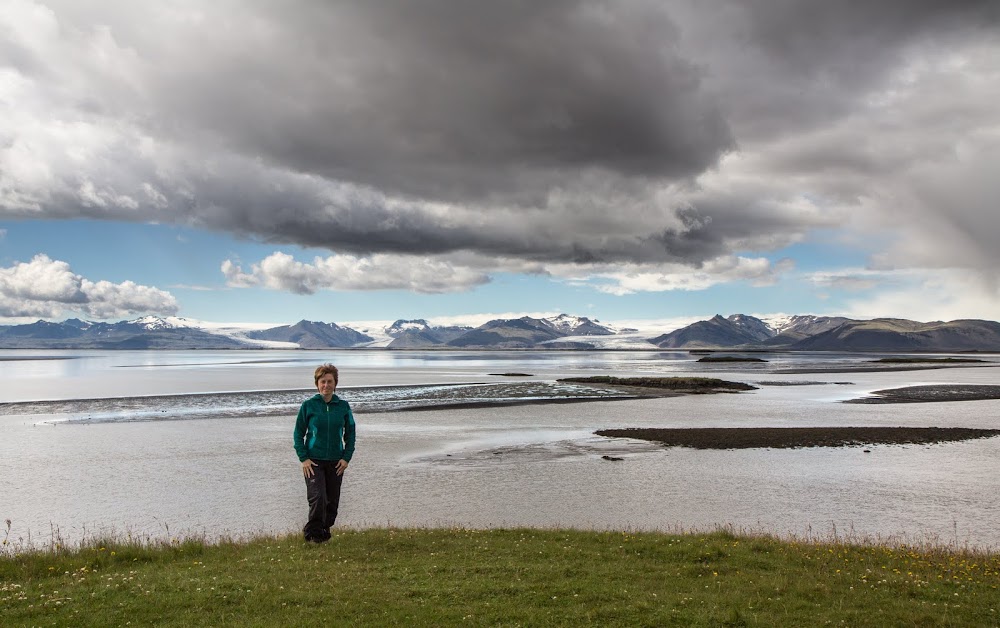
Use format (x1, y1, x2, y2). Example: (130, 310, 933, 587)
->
(302, 459, 316, 478)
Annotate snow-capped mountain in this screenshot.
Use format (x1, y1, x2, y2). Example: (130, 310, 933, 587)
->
(120, 315, 215, 331)
(386, 319, 433, 337)
(539, 314, 616, 336)
(759, 314, 850, 336)
(245, 320, 374, 348)
(0, 316, 248, 349)
(725, 314, 775, 342)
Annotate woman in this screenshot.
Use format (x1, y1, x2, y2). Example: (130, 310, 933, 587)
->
(293, 363, 356, 543)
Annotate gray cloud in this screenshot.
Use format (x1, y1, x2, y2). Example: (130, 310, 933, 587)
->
(163, 0, 733, 201)
(689, 0, 1000, 140)
(1, 0, 998, 293)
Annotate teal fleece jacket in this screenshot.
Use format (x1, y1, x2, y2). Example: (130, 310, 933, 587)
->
(293, 393, 356, 463)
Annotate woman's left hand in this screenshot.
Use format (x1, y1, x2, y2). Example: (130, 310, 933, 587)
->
(335, 459, 349, 476)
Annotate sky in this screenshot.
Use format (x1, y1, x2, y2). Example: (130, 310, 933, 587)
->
(1, 1, 999, 329)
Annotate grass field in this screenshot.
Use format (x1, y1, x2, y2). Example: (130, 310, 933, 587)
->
(3, 527, 1000, 626)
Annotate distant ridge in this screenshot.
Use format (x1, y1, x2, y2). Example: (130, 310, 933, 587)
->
(373, 314, 618, 350)
(385, 319, 470, 349)
(3, 313, 1000, 351)
(542, 314, 616, 336)
(246, 320, 374, 348)
(759, 315, 853, 346)
(447, 316, 571, 349)
(440, 314, 616, 349)
(648, 314, 1000, 352)
(649, 314, 766, 349)
(0, 316, 246, 349)
(790, 318, 1000, 352)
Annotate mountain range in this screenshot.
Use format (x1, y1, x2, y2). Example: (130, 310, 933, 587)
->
(3, 313, 1000, 352)
(0, 317, 247, 349)
(647, 314, 1000, 352)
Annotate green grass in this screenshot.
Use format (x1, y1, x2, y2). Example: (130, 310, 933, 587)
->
(3, 528, 999, 626)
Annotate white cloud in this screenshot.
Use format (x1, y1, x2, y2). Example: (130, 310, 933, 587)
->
(843, 268, 1000, 322)
(79, 279, 178, 319)
(806, 268, 884, 292)
(0, 295, 63, 319)
(0, 254, 86, 303)
(546, 255, 793, 296)
(221, 250, 798, 298)
(0, 254, 178, 320)
(222, 251, 490, 295)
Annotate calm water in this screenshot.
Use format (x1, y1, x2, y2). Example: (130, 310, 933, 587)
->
(2, 349, 1000, 549)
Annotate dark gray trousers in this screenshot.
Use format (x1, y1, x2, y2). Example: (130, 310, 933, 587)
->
(303, 460, 344, 540)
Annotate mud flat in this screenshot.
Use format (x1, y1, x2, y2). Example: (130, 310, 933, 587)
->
(868, 357, 987, 364)
(776, 363, 999, 375)
(595, 426, 1000, 450)
(558, 376, 757, 396)
(845, 384, 1000, 404)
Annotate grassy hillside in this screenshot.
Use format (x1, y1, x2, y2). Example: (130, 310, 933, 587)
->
(3, 528, 999, 626)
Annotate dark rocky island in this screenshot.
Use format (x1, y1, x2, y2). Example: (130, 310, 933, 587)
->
(696, 356, 768, 363)
(845, 384, 1000, 404)
(558, 376, 757, 394)
(596, 427, 1000, 450)
(868, 357, 986, 364)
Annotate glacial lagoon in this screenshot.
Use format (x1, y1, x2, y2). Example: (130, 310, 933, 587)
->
(2, 349, 1000, 549)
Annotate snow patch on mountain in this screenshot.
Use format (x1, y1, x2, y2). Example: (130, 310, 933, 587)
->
(757, 314, 794, 333)
(542, 314, 589, 333)
(540, 314, 616, 335)
(386, 319, 432, 336)
(340, 320, 395, 347)
(127, 315, 184, 330)
(726, 314, 776, 341)
(158, 317, 300, 348)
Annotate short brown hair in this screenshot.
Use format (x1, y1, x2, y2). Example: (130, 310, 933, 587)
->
(314, 363, 339, 386)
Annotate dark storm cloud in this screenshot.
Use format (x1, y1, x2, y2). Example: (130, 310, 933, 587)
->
(1, 0, 999, 281)
(678, 0, 1000, 140)
(138, 0, 734, 204)
(737, 0, 998, 70)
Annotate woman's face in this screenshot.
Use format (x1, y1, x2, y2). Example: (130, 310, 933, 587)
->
(316, 373, 336, 397)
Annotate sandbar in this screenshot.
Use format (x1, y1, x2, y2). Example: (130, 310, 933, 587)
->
(595, 426, 1000, 449)
(845, 384, 1000, 404)
(776, 364, 1000, 375)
